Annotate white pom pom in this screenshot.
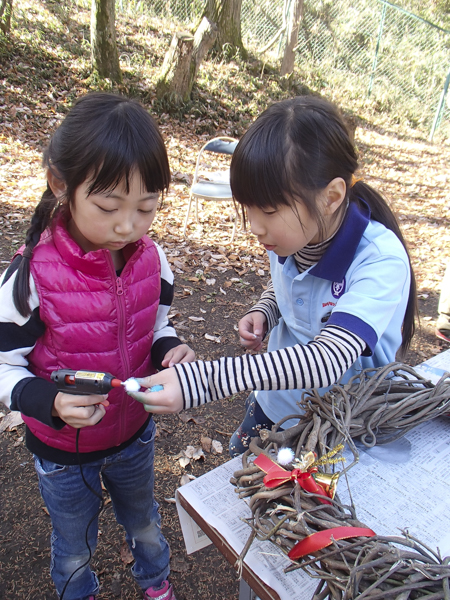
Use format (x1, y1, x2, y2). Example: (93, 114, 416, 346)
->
(277, 447, 295, 466)
(123, 378, 141, 393)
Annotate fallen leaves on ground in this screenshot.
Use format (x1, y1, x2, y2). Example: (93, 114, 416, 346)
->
(0, 411, 24, 433)
(120, 541, 134, 565)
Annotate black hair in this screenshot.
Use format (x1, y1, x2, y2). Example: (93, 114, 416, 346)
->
(13, 92, 171, 317)
(230, 96, 417, 354)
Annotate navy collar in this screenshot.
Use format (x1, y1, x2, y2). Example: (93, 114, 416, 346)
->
(276, 201, 370, 281)
(310, 200, 370, 281)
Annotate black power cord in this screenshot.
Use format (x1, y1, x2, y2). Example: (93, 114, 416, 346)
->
(59, 429, 105, 600)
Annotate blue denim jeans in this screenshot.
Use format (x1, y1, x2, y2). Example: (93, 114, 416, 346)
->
(229, 393, 275, 457)
(34, 419, 170, 600)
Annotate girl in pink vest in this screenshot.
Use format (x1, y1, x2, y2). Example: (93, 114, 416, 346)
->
(0, 93, 194, 600)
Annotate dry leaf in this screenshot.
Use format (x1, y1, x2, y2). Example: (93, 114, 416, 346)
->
(180, 474, 191, 486)
(0, 411, 24, 433)
(188, 316, 205, 321)
(191, 415, 206, 425)
(172, 171, 192, 184)
(120, 541, 134, 565)
(211, 440, 223, 454)
(171, 557, 190, 573)
(192, 447, 205, 461)
(179, 456, 190, 468)
(201, 435, 212, 453)
(178, 412, 193, 423)
(184, 445, 197, 458)
(164, 497, 177, 504)
(206, 278, 216, 285)
(205, 333, 221, 343)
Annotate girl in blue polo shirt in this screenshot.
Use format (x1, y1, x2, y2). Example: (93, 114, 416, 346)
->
(129, 96, 417, 456)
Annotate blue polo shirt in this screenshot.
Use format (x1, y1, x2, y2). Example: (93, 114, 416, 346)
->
(255, 201, 411, 425)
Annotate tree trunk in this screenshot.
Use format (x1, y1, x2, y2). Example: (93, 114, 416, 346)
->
(280, 0, 303, 76)
(90, 0, 122, 83)
(156, 18, 217, 104)
(0, 0, 12, 34)
(191, 17, 218, 87)
(156, 32, 194, 103)
(203, 0, 245, 58)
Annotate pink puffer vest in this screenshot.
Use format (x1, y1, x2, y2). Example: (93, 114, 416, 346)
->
(21, 218, 160, 453)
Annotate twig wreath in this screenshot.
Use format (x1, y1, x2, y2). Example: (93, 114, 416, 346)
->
(231, 363, 450, 599)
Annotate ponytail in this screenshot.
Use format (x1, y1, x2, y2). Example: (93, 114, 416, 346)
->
(13, 185, 60, 317)
(350, 180, 417, 355)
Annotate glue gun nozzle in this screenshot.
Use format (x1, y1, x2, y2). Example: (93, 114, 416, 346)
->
(111, 378, 123, 388)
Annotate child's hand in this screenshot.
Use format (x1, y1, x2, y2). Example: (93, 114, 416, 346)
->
(238, 311, 268, 351)
(128, 368, 184, 414)
(161, 344, 195, 368)
(53, 392, 109, 428)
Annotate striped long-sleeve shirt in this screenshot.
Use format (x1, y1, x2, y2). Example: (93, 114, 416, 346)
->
(174, 324, 365, 409)
(173, 233, 366, 409)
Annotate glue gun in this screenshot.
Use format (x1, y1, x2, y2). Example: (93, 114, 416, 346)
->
(51, 369, 163, 395)
(51, 370, 122, 395)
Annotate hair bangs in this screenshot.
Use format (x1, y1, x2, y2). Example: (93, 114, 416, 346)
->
(87, 109, 171, 196)
(230, 118, 292, 210)
(231, 155, 288, 210)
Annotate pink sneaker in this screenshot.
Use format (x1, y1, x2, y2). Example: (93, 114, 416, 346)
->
(143, 580, 175, 600)
(436, 328, 450, 342)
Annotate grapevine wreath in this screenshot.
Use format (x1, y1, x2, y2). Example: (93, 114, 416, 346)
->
(231, 363, 450, 599)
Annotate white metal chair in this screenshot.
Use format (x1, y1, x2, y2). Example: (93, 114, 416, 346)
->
(183, 136, 239, 243)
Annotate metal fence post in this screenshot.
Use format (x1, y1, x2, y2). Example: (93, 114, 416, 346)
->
(429, 66, 450, 142)
(368, 2, 387, 97)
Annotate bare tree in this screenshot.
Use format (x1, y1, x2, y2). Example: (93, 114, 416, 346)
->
(0, 0, 12, 34)
(203, 0, 246, 57)
(156, 17, 218, 104)
(90, 0, 122, 82)
(280, 0, 303, 76)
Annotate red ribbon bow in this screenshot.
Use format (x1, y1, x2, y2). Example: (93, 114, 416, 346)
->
(252, 454, 376, 560)
(254, 453, 332, 505)
(287, 526, 377, 560)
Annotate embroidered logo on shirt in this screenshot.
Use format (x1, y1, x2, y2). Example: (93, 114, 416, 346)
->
(331, 278, 345, 299)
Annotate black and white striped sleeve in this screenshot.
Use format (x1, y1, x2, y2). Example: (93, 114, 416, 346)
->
(173, 325, 365, 408)
(246, 279, 281, 333)
(0, 263, 61, 427)
(151, 244, 185, 369)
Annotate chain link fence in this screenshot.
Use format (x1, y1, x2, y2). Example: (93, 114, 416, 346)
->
(118, 0, 450, 140)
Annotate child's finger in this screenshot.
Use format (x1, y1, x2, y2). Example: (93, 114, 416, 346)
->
(240, 330, 259, 341)
(129, 393, 171, 414)
(143, 404, 170, 413)
(128, 384, 182, 414)
(128, 387, 163, 404)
